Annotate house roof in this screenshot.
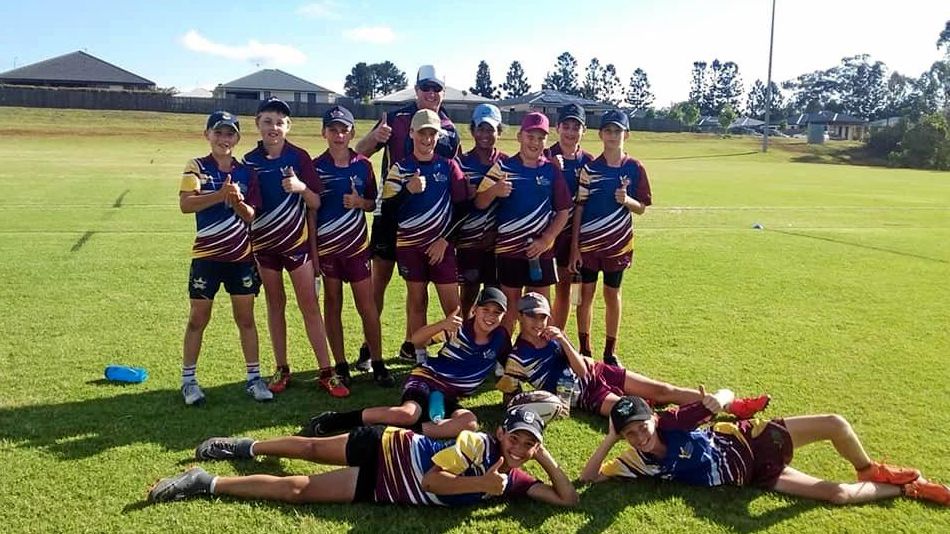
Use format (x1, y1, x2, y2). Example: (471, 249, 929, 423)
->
(374, 85, 490, 104)
(174, 87, 213, 98)
(496, 89, 607, 108)
(219, 69, 334, 93)
(731, 116, 764, 128)
(788, 111, 867, 125)
(0, 51, 154, 86)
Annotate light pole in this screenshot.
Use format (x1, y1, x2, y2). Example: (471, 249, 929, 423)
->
(762, 0, 776, 152)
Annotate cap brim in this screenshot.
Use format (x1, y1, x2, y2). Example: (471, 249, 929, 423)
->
(417, 79, 445, 90)
(558, 115, 585, 125)
(506, 423, 543, 443)
(520, 307, 550, 316)
(477, 298, 507, 312)
(325, 118, 354, 127)
(414, 125, 445, 134)
(475, 118, 501, 128)
(209, 121, 239, 131)
(603, 120, 628, 130)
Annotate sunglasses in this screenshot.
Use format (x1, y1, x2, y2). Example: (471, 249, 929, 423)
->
(417, 83, 443, 93)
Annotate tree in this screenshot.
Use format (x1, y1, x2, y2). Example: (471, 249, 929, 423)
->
(625, 68, 654, 110)
(746, 79, 785, 119)
(688, 61, 709, 112)
(373, 61, 407, 96)
(938, 20, 950, 57)
(896, 112, 950, 169)
(580, 58, 605, 101)
(501, 61, 531, 98)
(838, 55, 887, 119)
(718, 103, 737, 132)
(680, 102, 700, 129)
(344, 62, 376, 100)
(709, 60, 743, 115)
(470, 60, 499, 99)
(601, 64, 623, 105)
(542, 52, 580, 95)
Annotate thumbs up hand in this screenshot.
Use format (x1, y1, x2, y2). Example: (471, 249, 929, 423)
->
(406, 169, 426, 194)
(481, 457, 509, 496)
(440, 305, 463, 335)
(491, 171, 513, 198)
(615, 177, 630, 205)
(372, 112, 393, 143)
(342, 177, 363, 209)
(281, 166, 306, 193)
(220, 174, 243, 205)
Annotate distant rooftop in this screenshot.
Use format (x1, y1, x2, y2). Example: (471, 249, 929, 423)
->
(0, 50, 154, 87)
(218, 69, 335, 93)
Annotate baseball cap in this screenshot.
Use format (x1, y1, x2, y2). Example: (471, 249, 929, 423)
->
(416, 65, 445, 89)
(257, 97, 291, 117)
(475, 286, 507, 312)
(601, 109, 629, 130)
(518, 292, 551, 316)
(472, 104, 502, 129)
(410, 109, 444, 133)
(323, 105, 355, 128)
(520, 112, 550, 134)
(206, 110, 240, 132)
(557, 103, 586, 126)
(503, 407, 545, 443)
(610, 396, 653, 432)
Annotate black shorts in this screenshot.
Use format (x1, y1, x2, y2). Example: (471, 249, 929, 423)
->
(345, 425, 386, 503)
(579, 267, 624, 288)
(497, 256, 557, 288)
(188, 259, 260, 299)
(401, 377, 462, 424)
(369, 214, 397, 262)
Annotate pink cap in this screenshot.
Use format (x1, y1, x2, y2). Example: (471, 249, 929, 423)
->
(520, 112, 550, 133)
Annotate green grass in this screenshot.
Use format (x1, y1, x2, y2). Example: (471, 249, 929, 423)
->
(0, 107, 948, 533)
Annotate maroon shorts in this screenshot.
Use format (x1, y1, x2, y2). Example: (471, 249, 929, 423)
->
(496, 256, 557, 288)
(396, 245, 458, 285)
(456, 247, 497, 286)
(582, 252, 632, 274)
(320, 250, 371, 283)
(401, 374, 462, 423)
(743, 418, 794, 488)
(554, 232, 573, 268)
(577, 360, 627, 413)
(254, 250, 311, 272)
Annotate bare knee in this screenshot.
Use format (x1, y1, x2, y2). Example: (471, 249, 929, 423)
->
(453, 410, 478, 432)
(391, 405, 422, 427)
(281, 476, 313, 503)
(186, 309, 212, 332)
(826, 484, 854, 505)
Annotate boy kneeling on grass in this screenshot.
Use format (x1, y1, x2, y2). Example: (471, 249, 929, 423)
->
(579, 394, 949, 506)
(148, 407, 577, 507)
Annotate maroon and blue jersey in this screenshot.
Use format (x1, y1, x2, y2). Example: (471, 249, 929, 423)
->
(380, 155, 468, 250)
(545, 144, 594, 240)
(576, 155, 652, 259)
(312, 149, 376, 259)
(456, 148, 505, 250)
(179, 155, 260, 262)
(476, 154, 572, 259)
(409, 319, 512, 398)
(243, 141, 322, 255)
(496, 337, 571, 395)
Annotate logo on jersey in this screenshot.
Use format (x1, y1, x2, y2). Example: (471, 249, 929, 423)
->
(678, 443, 694, 459)
(483, 348, 496, 360)
(432, 171, 447, 183)
(535, 174, 550, 186)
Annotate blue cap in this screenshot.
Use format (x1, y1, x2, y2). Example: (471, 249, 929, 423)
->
(471, 103, 502, 129)
(601, 109, 629, 130)
(557, 103, 586, 126)
(206, 110, 240, 132)
(323, 105, 355, 128)
(257, 97, 291, 116)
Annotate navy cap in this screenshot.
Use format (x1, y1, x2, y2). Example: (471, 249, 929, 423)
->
(557, 103, 586, 126)
(323, 105, 355, 128)
(601, 109, 629, 130)
(257, 97, 291, 117)
(504, 407, 545, 443)
(610, 396, 653, 432)
(475, 286, 507, 312)
(206, 110, 240, 132)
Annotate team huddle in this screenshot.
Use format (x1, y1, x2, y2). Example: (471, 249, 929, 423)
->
(153, 65, 950, 510)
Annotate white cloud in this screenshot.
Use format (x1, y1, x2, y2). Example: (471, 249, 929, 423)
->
(180, 30, 306, 66)
(297, 1, 341, 19)
(343, 26, 396, 44)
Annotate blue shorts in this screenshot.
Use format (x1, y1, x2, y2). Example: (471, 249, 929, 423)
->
(188, 259, 260, 299)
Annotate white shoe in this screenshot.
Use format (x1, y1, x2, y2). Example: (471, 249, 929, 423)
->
(182, 382, 206, 406)
(245, 377, 274, 402)
(494, 362, 505, 377)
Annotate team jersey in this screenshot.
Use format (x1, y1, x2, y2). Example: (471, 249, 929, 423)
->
(243, 141, 322, 255)
(575, 155, 652, 259)
(312, 149, 376, 258)
(599, 402, 764, 487)
(476, 154, 572, 259)
(380, 155, 468, 249)
(545, 144, 594, 240)
(372, 103, 460, 216)
(496, 337, 572, 395)
(179, 155, 260, 262)
(456, 148, 506, 250)
(373, 427, 538, 506)
(409, 319, 512, 398)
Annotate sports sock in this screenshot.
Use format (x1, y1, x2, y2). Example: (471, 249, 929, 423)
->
(209, 476, 219, 495)
(371, 360, 388, 373)
(604, 336, 617, 358)
(324, 409, 364, 432)
(579, 333, 592, 356)
(182, 365, 197, 386)
(246, 361, 261, 382)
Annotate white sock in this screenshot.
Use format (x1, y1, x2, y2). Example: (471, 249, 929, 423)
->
(209, 476, 218, 495)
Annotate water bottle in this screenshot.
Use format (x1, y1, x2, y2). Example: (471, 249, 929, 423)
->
(555, 368, 576, 415)
(104, 365, 148, 384)
(571, 273, 582, 306)
(526, 238, 542, 283)
(428, 390, 445, 423)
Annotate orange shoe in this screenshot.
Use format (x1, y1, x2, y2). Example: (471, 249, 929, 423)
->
(903, 479, 950, 506)
(318, 374, 350, 398)
(727, 394, 771, 419)
(857, 461, 920, 485)
(268, 368, 291, 394)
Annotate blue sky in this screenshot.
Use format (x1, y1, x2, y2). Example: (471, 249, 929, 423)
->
(1, 0, 947, 105)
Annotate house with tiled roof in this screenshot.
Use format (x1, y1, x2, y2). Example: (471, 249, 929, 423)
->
(0, 51, 155, 91)
(214, 69, 338, 104)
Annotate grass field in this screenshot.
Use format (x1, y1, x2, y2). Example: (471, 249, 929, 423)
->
(0, 107, 948, 533)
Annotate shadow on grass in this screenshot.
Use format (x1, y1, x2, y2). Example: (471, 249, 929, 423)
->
(768, 228, 948, 264)
(651, 151, 758, 161)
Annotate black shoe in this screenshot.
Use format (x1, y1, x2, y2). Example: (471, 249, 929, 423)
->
(195, 437, 255, 460)
(335, 362, 352, 388)
(354, 344, 372, 372)
(398, 340, 416, 361)
(603, 354, 622, 367)
(301, 411, 338, 437)
(373, 364, 396, 388)
(148, 467, 213, 503)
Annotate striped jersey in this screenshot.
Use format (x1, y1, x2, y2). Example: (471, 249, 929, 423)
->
(380, 155, 468, 249)
(409, 319, 511, 398)
(545, 144, 594, 240)
(576, 155, 652, 259)
(179, 155, 260, 262)
(496, 337, 572, 395)
(312, 149, 376, 258)
(456, 148, 506, 250)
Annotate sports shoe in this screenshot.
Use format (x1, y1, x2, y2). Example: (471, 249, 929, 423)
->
(903, 479, 950, 506)
(318, 374, 350, 398)
(398, 340, 416, 361)
(147, 467, 213, 503)
(373, 364, 396, 388)
(335, 362, 352, 388)
(195, 437, 255, 460)
(727, 394, 772, 419)
(858, 461, 920, 485)
(182, 382, 206, 406)
(268, 367, 291, 394)
(301, 411, 338, 437)
(245, 377, 274, 402)
(354, 344, 372, 372)
(603, 354, 622, 367)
